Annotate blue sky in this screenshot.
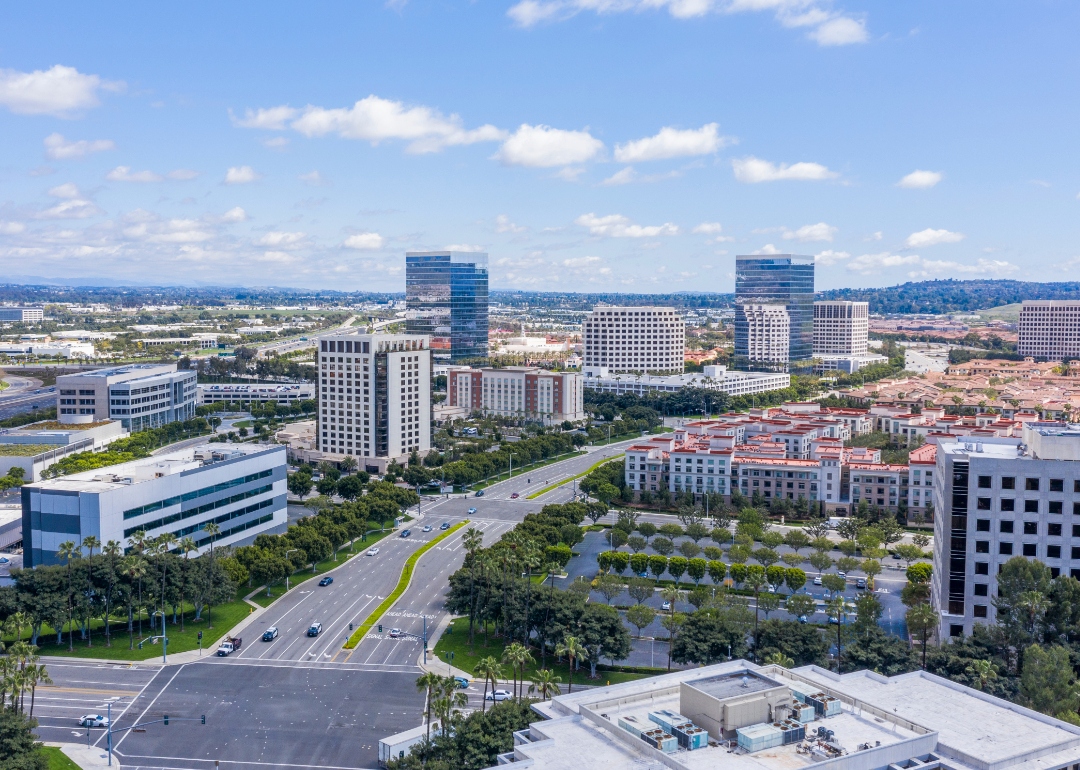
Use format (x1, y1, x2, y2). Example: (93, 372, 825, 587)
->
(0, 1, 1077, 293)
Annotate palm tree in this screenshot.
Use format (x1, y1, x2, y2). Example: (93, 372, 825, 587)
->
(462, 528, 484, 654)
(56, 541, 79, 652)
(101, 541, 121, 647)
(126, 530, 149, 637)
(528, 668, 563, 700)
(177, 536, 198, 632)
(555, 636, 587, 694)
(763, 651, 794, 669)
(203, 522, 221, 629)
(906, 602, 937, 669)
(415, 671, 442, 740)
(965, 659, 998, 691)
(539, 560, 562, 668)
(743, 571, 767, 659)
(122, 556, 148, 649)
(156, 532, 178, 625)
(26, 663, 51, 717)
(474, 656, 503, 713)
(502, 643, 528, 699)
(660, 586, 685, 670)
(81, 535, 100, 646)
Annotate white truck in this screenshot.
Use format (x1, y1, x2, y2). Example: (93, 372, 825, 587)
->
(216, 636, 242, 656)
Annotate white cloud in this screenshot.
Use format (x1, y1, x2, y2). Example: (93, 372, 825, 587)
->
(495, 214, 527, 233)
(299, 170, 329, 186)
(207, 207, 249, 223)
(575, 213, 679, 238)
(31, 199, 103, 220)
(562, 256, 601, 268)
(864, 231, 883, 241)
(600, 167, 637, 186)
(752, 243, 782, 254)
(106, 166, 164, 183)
(846, 252, 923, 275)
(343, 232, 385, 250)
(0, 64, 124, 117)
(225, 166, 262, 185)
(167, 169, 200, 180)
(230, 106, 298, 130)
(256, 231, 307, 248)
(909, 258, 1017, 278)
(47, 182, 82, 199)
(783, 222, 837, 242)
(807, 16, 868, 46)
(494, 124, 604, 168)
(904, 228, 965, 249)
(693, 222, 724, 235)
(814, 249, 850, 266)
(256, 251, 299, 263)
(0, 221, 26, 235)
(506, 1, 869, 48)
(263, 137, 290, 151)
(43, 133, 114, 160)
(260, 95, 507, 154)
(732, 156, 838, 183)
(445, 244, 486, 252)
(897, 169, 942, 189)
(613, 123, 729, 163)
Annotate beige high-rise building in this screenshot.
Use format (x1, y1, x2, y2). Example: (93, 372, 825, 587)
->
(1018, 300, 1080, 360)
(813, 301, 869, 355)
(736, 304, 790, 366)
(581, 306, 684, 374)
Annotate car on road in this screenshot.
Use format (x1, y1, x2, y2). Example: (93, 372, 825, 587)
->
(856, 578, 867, 589)
(367, 547, 380, 556)
(486, 689, 513, 701)
(319, 576, 333, 586)
(467, 508, 477, 514)
(216, 636, 242, 656)
(422, 525, 432, 532)
(262, 627, 279, 641)
(766, 584, 776, 593)
(441, 521, 451, 529)
(400, 529, 411, 538)
(389, 628, 402, 638)
(474, 490, 485, 497)
(79, 715, 110, 728)
(454, 677, 471, 689)
(837, 571, 847, 579)
(797, 615, 809, 624)
(307, 622, 322, 637)
(662, 601, 671, 611)
(813, 576, 823, 586)
(510, 492, 520, 499)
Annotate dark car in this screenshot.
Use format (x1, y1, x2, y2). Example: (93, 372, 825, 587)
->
(440, 522, 450, 530)
(475, 490, 485, 497)
(319, 576, 333, 586)
(307, 622, 322, 637)
(400, 529, 411, 538)
(510, 492, 520, 499)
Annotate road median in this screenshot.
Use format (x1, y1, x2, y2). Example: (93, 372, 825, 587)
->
(342, 520, 469, 648)
(526, 455, 621, 499)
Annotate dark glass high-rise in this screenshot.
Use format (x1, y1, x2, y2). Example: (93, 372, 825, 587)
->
(406, 251, 489, 362)
(735, 255, 815, 372)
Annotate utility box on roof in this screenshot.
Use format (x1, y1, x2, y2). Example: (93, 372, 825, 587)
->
(737, 722, 783, 752)
(679, 670, 791, 740)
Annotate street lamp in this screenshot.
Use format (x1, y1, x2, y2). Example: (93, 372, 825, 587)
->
(285, 549, 299, 591)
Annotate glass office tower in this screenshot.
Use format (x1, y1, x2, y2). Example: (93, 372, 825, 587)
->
(734, 255, 815, 372)
(405, 251, 489, 362)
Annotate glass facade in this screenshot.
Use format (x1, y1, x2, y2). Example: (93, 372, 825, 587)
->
(735, 255, 815, 372)
(405, 251, 489, 362)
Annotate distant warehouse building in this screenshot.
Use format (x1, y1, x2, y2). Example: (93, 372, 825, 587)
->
(56, 363, 197, 430)
(21, 443, 287, 567)
(583, 365, 790, 398)
(197, 383, 315, 408)
(0, 306, 44, 323)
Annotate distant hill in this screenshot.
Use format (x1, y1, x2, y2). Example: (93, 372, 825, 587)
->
(818, 279, 1080, 314)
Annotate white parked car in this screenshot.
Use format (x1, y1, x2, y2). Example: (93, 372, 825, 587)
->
(367, 547, 380, 556)
(485, 689, 513, 701)
(813, 576, 823, 586)
(661, 601, 671, 611)
(79, 714, 109, 728)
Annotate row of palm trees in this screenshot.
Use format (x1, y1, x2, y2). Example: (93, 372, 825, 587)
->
(1, 613, 51, 716)
(50, 521, 223, 650)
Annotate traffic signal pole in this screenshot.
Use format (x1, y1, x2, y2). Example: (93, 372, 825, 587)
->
(102, 701, 205, 766)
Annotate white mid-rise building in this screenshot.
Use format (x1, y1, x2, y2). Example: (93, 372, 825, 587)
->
(21, 443, 286, 567)
(316, 332, 431, 467)
(735, 304, 789, 366)
(197, 383, 315, 407)
(582, 306, 684, 374)
(445, 366, 584, 424)
(813, 300, 869, 355)
(583, 365, 790, 398)
(56, 363, 197, 430)
(1018, 300, 1080, 360)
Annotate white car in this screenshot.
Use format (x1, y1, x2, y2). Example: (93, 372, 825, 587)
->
(485, 689, 513, 701)
(79, 714, 110, 728)
(367, 547, 380, 556)
(662, 601, 671, 611)
(813, 576, 823, 586)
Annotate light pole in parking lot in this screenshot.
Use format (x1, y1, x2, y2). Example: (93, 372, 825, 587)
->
(285, 549, 299, 590)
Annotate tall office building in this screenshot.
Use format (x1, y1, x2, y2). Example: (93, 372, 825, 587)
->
(405, 251, 489, 362)
(581, 306, 684, 374)
(316, 332, 431, 470)
(813, 301, 869, 355)
(1018, 300, 1080, 360)
(734, 304, 790, 368)
(734, 255, 814, 372)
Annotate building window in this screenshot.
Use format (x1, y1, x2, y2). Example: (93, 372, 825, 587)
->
(950, 624, 964, 637)
(1026, 478, 1040, 491)
(1050, 501, 1063, 514)
(1025, 500, 1039, 513)
(1050, 523, 1062, 536)
(1024, 521, 1038, 535)
(1001, 499, 1015, 511)
(973, 605, 988, 618)
(1051, 479, 1064, 492)
(975, 562, 989, 575)
(1002, 477, 1015, 490)
(999, 542, 1013, 555)
(978, 475, 992, 488)
(973, 583, 988, 596)
(975, 541, 990, 553)
(1000, 521, 1014, 533)
(976, 519, 990, 532)
(1048, 545, 1062, 559)
(977, 498, 991, 510)
(1023, 543, 1038, 557)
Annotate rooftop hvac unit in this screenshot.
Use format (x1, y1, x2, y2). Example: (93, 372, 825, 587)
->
(736, 723, 783, 753)
(641, 728, 678, 753)
(775, 720, 806, 745)
(791, 702, 815, 723)
(647, 710, 688, 735)
(672, 724, 709, 751)
(806, 692, 841, 717)
(618, 716, 646, 739)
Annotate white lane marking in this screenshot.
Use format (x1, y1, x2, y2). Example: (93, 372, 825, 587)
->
(274, 636, 301, 659)
(236, 588, 317, 659)
(298, 592, 378, 660)
(111, 664, 186, 752)
(88, 666, 163, 749)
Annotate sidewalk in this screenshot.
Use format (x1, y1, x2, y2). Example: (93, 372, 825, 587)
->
(43, 742, 118, 769)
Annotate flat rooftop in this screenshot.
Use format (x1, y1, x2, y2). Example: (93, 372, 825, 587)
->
(68, 363, 174, 378)
(685, 670, 780, 700)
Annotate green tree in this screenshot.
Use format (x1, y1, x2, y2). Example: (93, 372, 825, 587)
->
(785, 567, 807, 594)
(648, 555, 668, 582)
(906, 603, 938, 669)
(686, 558, 707, 585)
(667, 556, 688, 587)
(651, 537, 674, 557)
(783, 529, 810, 554)
(1020, 644, 1079, 717)
(626, 576, 654, 605)
(785, 592, 817, 621)
(626, 603, 656, 638)
(0, 709, 47, 770)
(707, 560, 727, 585)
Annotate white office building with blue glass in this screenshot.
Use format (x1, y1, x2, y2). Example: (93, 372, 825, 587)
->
(21, 443, 286, 567)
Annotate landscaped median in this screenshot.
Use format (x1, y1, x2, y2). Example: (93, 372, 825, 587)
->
(342, 520, 470, 648)
(526, 455, 621, 499)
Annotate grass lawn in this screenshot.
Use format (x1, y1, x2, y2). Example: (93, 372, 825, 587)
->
(231, 419, 253, 428)
(432, 618, 650, 688)
(23, 588, 255, 661)
(39, 747, 81, 770)
(247, 529, 396, 607)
